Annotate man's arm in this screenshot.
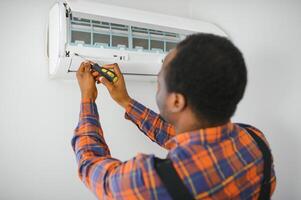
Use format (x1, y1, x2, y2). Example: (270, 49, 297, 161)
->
(125, 99, 176, 148)
(72, 99, 156, 199)
(96, 63, 176, 149)
(73, 63, 159, 199)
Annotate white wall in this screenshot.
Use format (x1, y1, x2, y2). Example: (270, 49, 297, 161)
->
(0, 0, 190, 199)
(0, 0, 299, 199)
(189, 0, 301, 199)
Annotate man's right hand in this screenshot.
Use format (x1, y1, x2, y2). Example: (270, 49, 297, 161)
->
(92, 63, 132, 109)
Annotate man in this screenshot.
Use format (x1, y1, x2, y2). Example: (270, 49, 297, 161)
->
(72, 33, 276, 199)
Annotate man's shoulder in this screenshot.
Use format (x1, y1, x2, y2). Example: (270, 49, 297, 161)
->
(234, 123, 270, 147)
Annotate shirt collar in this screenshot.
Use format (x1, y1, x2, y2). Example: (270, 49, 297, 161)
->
(164, 122, 236, 150)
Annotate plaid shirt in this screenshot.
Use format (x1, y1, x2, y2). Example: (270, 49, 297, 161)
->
(72, 99, 276, 200)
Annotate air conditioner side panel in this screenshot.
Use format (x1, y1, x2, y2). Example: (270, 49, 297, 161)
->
(48, 1, 68, 78)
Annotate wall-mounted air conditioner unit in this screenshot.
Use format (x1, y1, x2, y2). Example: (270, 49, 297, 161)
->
(47, 0, 228, 81)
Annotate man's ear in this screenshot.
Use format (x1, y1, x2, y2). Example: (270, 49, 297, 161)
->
(167, 92, 187, 113)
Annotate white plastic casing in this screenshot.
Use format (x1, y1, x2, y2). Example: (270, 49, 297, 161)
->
(47, 0, 228, 81)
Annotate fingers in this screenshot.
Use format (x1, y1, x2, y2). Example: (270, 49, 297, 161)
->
(99, 76, 113, 91)
(77, 62, 121, 86)
(96, 75, 103, 84)
(102, 63, 122, 77)
(87, 60, 95, 65)
(91, 70, 101, 84)
(101, 64, 114, 69)
(84, 62, 91, 72)
(92, 71, 99, 77)
(77, 61, 92, 73)
(77, 62, 86, 73)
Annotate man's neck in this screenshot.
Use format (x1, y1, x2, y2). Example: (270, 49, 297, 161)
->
(174, 112, 229, 134)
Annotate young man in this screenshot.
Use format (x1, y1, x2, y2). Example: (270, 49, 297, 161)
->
(73, 33, 276, 199)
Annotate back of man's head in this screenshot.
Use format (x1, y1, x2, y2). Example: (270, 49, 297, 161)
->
(165, 33, 247, 124)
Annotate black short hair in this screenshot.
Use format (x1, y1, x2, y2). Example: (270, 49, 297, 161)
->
(165, 33, 247, 123)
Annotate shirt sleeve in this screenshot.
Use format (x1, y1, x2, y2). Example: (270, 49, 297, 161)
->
(71, 99, 160, 199)
(124, 99, 176, 149)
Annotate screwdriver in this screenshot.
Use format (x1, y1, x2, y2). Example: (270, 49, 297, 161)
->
(74, 53, 118, 83)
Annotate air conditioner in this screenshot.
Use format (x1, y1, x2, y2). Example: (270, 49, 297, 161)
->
(47, 0, 228, 81)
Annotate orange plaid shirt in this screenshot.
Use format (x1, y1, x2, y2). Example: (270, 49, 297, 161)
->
(72, 99, 276, 199)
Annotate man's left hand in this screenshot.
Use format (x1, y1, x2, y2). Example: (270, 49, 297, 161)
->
(76, 61, 98, 101)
